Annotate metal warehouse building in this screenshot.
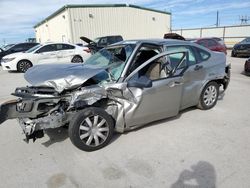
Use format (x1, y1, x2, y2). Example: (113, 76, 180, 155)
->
(34, 4, 171, 44)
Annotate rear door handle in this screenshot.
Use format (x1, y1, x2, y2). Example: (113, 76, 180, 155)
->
(194, 65, 203, 71)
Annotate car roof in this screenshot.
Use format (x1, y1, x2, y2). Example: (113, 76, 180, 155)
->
(114, 39, 193, 46)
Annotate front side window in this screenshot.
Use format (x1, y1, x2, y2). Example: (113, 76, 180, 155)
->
(129, 52, 187, 82)
(37, 44, 56, 53)
(10, 44, 25, 52)
(26, 44, 42, 53)
(127, 45, 161, 75)
(84, 44, 136, 81)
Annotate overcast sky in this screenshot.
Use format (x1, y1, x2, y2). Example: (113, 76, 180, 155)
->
(0, 0, 250, 45)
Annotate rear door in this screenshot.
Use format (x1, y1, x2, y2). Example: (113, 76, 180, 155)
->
(56, 44, 76, 63)
(167, 45, 209, 109)
(125, 51, 188, 127)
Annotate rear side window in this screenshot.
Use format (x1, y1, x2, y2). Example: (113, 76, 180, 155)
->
(207, 39, 217, 47)
(62, 44, 75, 50)
(10, 44, 27, 52)
(167, 45, 196, 66)
(194, 47, 211, 61)
(55, 44, 75, 50)
(99, 38, 108, 45)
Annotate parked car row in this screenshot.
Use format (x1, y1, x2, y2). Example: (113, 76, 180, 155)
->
(1, 42, 92, 72)
(0, 35, 124, 73)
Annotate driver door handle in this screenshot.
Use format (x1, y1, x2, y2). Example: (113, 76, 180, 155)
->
(194, 65, 203, 71)
(168, 81, 183, 87)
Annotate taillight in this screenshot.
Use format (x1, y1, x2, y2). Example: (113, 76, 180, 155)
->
(84, 49, 91, 53)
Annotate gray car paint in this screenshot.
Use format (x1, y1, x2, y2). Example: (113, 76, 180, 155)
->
(0, 39, 229, 139)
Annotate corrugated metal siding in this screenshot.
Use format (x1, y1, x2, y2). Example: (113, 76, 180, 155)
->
(35, 10, 71, 43)
(69, 7, 170, 43)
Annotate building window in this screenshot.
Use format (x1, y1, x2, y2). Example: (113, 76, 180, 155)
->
(89, 14, 94, 18)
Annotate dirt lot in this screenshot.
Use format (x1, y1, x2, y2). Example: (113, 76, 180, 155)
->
(0, 52, 249, 188)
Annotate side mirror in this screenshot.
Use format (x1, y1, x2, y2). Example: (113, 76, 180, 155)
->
(127, 76, 152, 88)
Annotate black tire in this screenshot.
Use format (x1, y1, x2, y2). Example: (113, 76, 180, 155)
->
(197, 82, 219, 110)
(231, 50, 236, 57)
(71, 55, 83, 63)
(17, 60, 32, 72)
(68, 107, 114, 151)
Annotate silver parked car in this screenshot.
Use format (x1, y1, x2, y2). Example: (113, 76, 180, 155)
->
(0, 39, 230, 151)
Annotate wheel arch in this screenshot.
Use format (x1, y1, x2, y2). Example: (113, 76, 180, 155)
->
(16, 59, 33, 69)
(71, 55, 83, 62)
(71, 98, 124, 133)
(198, 79, 221, 99)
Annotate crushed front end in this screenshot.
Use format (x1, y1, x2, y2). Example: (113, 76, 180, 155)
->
(0, 86, 71, 142)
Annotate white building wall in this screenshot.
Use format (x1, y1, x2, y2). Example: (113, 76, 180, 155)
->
(35, 6, 171, 44)
(69, 7, 170, 43)
(35, 10, 71, 43)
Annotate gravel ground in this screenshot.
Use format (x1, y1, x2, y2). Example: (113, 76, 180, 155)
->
(0, 52, 249, 188)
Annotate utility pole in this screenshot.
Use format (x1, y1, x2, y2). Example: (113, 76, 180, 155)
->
(239, 15, 250, 25)
(216, 11, 219, 27)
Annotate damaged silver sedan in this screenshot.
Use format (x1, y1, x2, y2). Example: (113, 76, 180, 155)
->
(0, 40, 230, 151)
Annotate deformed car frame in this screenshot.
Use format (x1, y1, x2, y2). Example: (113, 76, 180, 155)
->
(0, 39, 231, 151)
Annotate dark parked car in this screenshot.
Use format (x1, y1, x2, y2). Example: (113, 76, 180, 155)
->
(192, 38, 227, 54)
(245, 58, 250, 75)
(80, 35, 123, 53)
(0, 42, 39, 62)
(163, 33, 185, 40)
(231, 38, 250, 57)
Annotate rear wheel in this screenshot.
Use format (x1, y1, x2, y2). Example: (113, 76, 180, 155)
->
(17, 60, 32, 72)
(198, 82, 219, 110)
(68, 107, 114, 151)
(71, 55, 83, 63)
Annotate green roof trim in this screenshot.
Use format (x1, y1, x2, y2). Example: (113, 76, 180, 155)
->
(34, 4, 171, 28)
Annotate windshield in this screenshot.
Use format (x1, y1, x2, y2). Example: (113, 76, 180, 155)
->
(241, 38, 250, 43)
(2, 44, 15, 50)
(84, 44, 136, 82)
(26, 44, 42, 53)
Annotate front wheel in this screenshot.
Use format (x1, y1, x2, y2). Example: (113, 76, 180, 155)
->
(17, 60, 32, 72)
(68, 107, 114, 151)
(198, 82, 219, 110)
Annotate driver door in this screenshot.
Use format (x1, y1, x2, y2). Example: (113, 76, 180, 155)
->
(35, 44, 58, 64)
(125, 51, 188, 127)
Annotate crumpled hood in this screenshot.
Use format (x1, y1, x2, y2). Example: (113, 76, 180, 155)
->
(24, 63, 105, 93)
